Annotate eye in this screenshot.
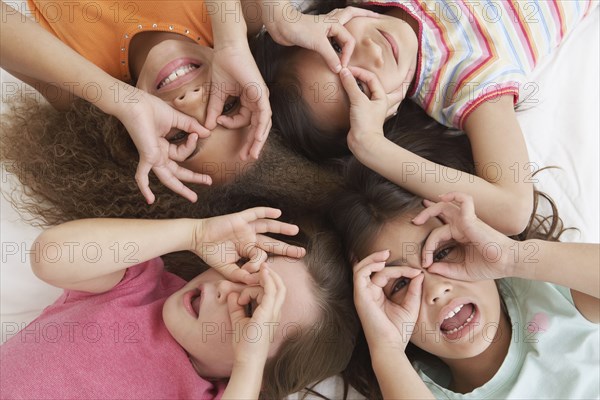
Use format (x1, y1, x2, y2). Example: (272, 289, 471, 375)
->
(356, 79, 366, 94)
(390, 277, 411, 295)
(433, 246, 455, 262)
(167, 130, 188, 144)
(222, 97, 240, 115)
(330, 38, 343, 54)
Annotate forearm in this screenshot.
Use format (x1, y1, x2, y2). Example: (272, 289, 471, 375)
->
(512, 240, 600, 299)
(371, 348, 435, 399)
(256, 0, 303, 37)
(206, 0, 248, 46)
(0, 1, 134, 114)
(222, 360, 264, 399)
(240, 0, 264, 36)
(32, 219, 193, 289)
(353, 135, 532, 235)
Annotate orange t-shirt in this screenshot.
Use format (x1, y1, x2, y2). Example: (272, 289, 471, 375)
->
(26, 0, 214, 82)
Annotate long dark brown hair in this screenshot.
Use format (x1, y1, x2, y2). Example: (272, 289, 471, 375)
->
(0, 98, 343, 224)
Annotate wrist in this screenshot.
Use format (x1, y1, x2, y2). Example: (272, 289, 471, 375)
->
(509, 239, 541, 280)
(259, 0, 292, 25)
(95, 81, 140, 118)
(370, 345, 409, 371)
(190, 219, 206, 254)
(208, 0, 248, 44)
(348, 132, 386, 159)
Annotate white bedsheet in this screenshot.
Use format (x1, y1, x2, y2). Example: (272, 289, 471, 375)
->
(1, 4, 598, 399)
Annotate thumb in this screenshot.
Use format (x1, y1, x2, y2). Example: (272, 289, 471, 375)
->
(339, 68, 365, 102)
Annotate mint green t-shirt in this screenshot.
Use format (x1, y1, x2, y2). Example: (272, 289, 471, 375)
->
(414, 278, 599, 399)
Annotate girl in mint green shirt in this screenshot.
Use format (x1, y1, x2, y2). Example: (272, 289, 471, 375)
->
(334, 188, 599, 399)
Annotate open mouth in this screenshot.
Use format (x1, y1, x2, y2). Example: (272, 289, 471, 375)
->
(183, 289, 202, 318)
(440, 303, 477, 338)
(157, 63, 200, 90)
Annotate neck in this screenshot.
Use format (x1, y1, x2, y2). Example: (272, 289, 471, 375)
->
(128, 31, 195, 82)
(443, 310, 512, 394)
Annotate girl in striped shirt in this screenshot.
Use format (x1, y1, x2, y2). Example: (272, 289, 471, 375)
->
(257, 0, 597, 236)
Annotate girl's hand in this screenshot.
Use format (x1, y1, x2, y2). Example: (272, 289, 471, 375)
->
(265, 6, 380, 73)
(340, 67, 404, 154)
(205, 41, 272, 160)
(192, 207, 306, 284)
(111, 87, 213, 205)
(227, 267, 286, 365)
(413, 192, 517, 281)
(353, 250, 424, 350)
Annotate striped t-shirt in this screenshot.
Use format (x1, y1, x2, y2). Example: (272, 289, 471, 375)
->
(364, 0, 597, 129)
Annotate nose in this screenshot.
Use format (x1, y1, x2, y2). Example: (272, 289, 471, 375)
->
(422, 271, 452, 305)
(172, 85, 208, 124)
(353, 37, 384, 69)
(215, 280, 244, 304)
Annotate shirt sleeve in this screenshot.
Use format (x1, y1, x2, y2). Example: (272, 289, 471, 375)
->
(62, 258, 166, 302)
(443, 62, 525, 129)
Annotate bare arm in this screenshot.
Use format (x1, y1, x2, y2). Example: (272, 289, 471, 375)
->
(371, 350, 435, 400)
(31, 208, 303, 295)
(351, 96, 533, 236)
(206, 0, 249, 44)
(31, 219, 193, 293)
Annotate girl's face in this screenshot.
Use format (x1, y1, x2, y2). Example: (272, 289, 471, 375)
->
(136, 40, 254, 184)
(162, 256, 318, 378)
(293, 11, 418, 130)
(369, 212, 504, 361)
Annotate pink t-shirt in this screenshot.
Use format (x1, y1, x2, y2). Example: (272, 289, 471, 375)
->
(0, 258, 226, 399)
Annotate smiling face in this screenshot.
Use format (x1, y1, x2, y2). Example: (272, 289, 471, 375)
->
(293, 11, 418, 131)
(369, 212, 504, 361)
(136, 39, 254, 184)
(162, 256, 318, 378)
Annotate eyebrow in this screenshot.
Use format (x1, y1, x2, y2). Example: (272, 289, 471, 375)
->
(385, 231, 432, 266)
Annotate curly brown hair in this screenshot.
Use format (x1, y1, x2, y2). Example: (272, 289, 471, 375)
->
(1, 98, 342, 225)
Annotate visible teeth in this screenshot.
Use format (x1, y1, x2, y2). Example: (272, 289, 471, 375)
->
(443, 307, 475, 334)
(158, 64, 198, 89)
(443, 304, 464, 321)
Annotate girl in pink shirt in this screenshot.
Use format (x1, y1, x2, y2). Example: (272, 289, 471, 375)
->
(1, 207, 358, 399)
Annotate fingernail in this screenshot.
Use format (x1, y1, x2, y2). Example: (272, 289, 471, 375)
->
(335, 64, 342, 73)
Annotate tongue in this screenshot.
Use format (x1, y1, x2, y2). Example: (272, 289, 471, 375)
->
(441, 303, 474, 331)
